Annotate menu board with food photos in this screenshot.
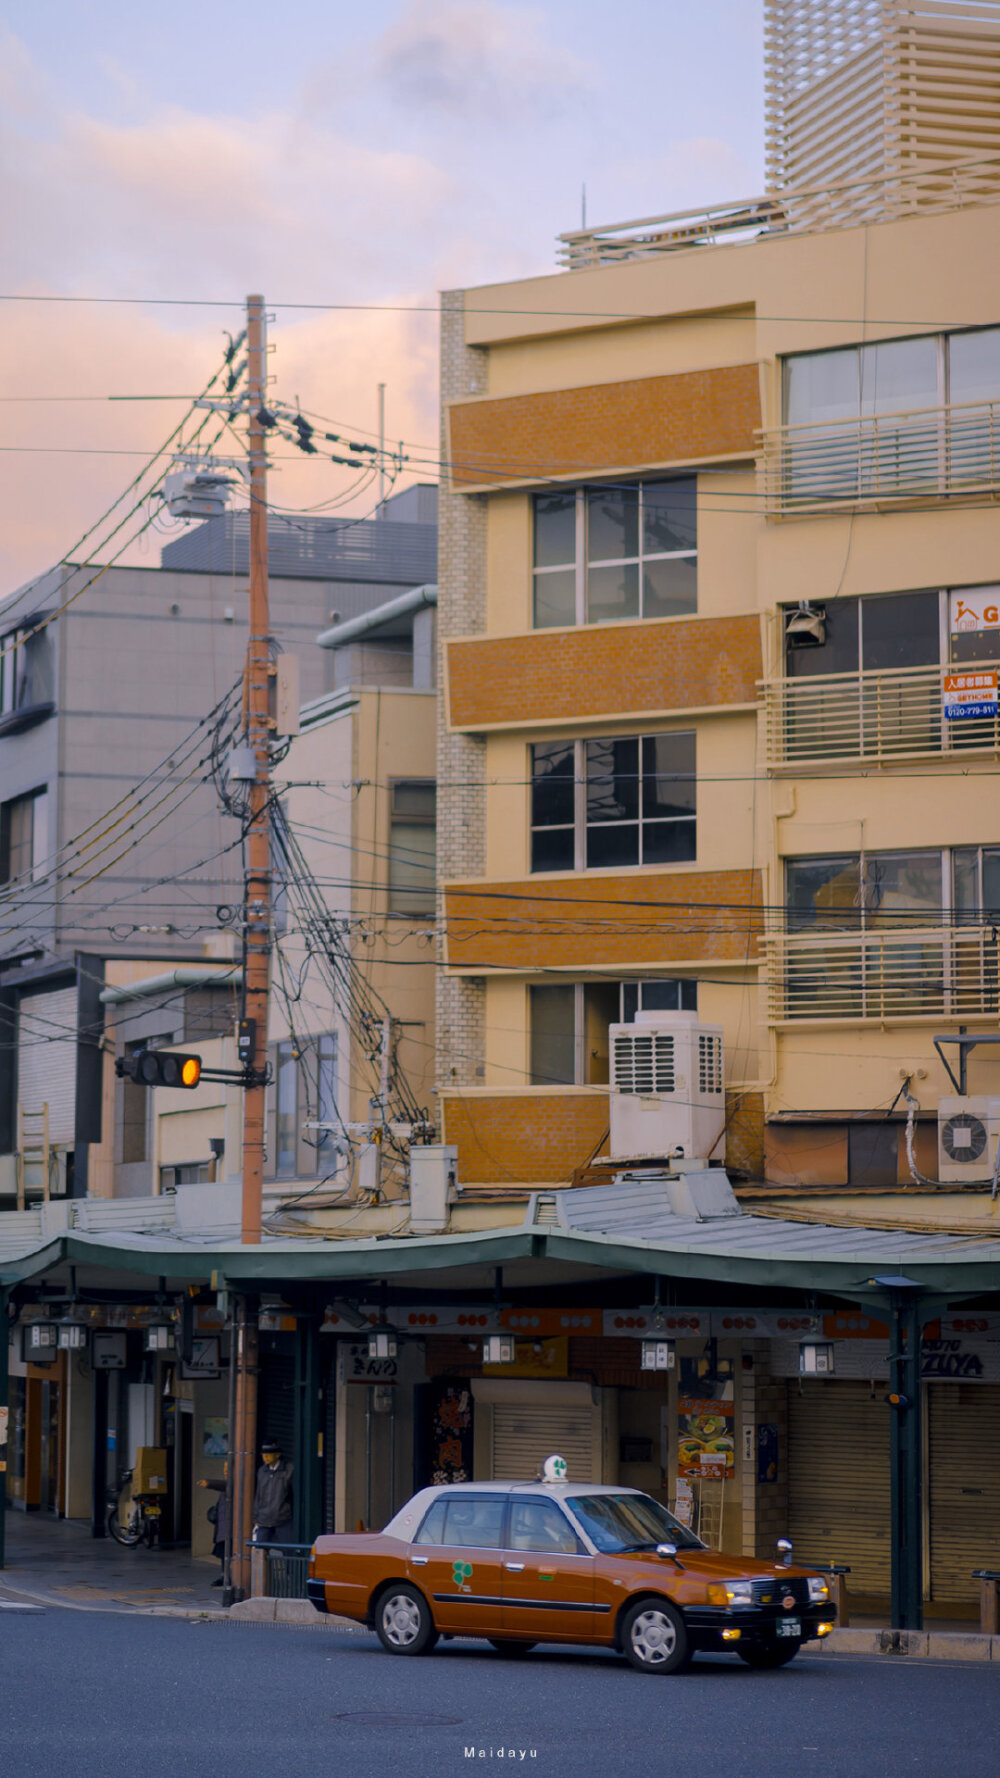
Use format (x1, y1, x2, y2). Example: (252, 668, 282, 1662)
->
(677, 1353, 735, 1478)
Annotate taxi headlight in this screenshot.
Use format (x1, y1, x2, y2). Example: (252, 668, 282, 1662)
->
(708, 1579, 753, 1607)
(807, 1577, 830, 1603)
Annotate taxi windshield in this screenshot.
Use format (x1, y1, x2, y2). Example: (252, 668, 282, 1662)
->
(566, 1492, 705, 1554)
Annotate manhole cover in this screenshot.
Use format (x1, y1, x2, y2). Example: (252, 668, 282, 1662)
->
(333, 1711, 462, 1728)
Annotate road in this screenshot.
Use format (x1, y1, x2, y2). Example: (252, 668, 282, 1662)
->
(1, 1610, 995, 1778)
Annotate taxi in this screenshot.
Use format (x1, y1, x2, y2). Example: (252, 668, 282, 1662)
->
(308, 1458, 836, 1674)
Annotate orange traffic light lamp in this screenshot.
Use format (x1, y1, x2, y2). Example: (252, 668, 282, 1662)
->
(885, 1391, 910, 1410)
(116, 1050, 202, 1090)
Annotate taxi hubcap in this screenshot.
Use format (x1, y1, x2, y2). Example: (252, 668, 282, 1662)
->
(383, 1594, 422, 1646)
(631, 1610, 676, 1666)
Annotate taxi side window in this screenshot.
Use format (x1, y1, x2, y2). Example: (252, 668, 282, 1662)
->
(414, 1499, 448, 1544)
(442, 1495, 505, 1548)
(507, 1498, 581, 1555)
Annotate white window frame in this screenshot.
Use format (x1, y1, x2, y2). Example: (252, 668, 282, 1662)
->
(532, 478, 697, 630)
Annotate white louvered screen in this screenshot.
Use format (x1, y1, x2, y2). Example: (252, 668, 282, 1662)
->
(928, 1383, 1000, 1603)
(786, 1380, 891, 1595)
(18, 987, 78, 1145)
(491, 1403, 598, 1484)
(612, 1030, 675, 1095)
(697, 1033, 723, 1095)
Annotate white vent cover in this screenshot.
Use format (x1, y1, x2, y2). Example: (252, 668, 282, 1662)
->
(609, 1013, 725, 1164)
(937, 1096, 1000, 1182)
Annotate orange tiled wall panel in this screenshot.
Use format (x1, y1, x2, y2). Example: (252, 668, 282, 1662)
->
(444, 869, 763, 970)
(448, 363, 761, 490)
(446, 614, 761, 730)
(441, 1091, 610, 1184)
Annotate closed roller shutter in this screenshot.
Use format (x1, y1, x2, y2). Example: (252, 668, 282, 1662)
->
(787, 1380, 891, 1594)
(492, 1403, 597, 1483)
(18, 987, 78, 1145)
(928, 1384, 1000, 1603)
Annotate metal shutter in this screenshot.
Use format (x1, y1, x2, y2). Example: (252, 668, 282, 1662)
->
(18, 987, 78, 1145)
(786, 1380, 891, 1593)
(491, 1402, 597, 1483)
(928, 1384, 1000, 1603)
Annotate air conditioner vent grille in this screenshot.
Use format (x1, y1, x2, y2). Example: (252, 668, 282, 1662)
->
(941, 1113, 988, 1163)
(612, 1032, 675, 1095)
(698, 1033, 723, 1095)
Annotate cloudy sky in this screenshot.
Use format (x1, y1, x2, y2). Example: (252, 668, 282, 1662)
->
(0, 1, 763, 588)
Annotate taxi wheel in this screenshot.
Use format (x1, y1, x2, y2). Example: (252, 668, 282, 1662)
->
(621, 1599, 689, 1675)
(375, 1584, 438, 1656)
(487, 1640, 537, 1657)
(737, 1639, 801, 1669)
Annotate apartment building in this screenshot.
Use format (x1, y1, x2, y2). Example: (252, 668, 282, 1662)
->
(434, 27, 1000, 1596)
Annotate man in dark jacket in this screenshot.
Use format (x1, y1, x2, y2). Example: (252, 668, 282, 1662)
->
(253, 1439, 294, 1544)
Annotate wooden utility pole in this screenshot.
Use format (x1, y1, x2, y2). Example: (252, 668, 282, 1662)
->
(230, 292, 272, 1596)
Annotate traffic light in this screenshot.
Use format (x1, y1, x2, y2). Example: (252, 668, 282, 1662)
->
(885, 1390, 910, 1410)
(116, 1050, 202, 1090)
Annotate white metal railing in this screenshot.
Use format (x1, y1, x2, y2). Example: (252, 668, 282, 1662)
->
(760, 398, 1000, 514)
(557, 155, 1000, 269)
(761, 662, 1000, 767)
(766, 925, 1000, 1023)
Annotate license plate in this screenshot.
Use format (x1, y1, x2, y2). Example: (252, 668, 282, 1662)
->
(777, 1617, 801, 1638)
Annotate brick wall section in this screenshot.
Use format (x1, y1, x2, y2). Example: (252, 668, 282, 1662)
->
(447, 363, 761, 490)
(725, 1091, 765, 1179)
(436, 293, 489, 1088)
(444, 869, 763, 970)
(447, 614, 761, 730)
(441, 1090, 610, 1183)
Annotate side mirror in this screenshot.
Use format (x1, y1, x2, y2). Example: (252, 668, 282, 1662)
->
(656, 1542, 685, 1569)
(776, 1538, 793, 1567)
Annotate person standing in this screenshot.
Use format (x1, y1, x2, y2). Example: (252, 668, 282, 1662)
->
(197, 1462, 229, 1586)
(252, 1439, 294, 1544)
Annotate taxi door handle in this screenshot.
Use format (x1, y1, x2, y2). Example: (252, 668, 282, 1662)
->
(412, 1556, 429, 1566)
(505, 1562, 525, 1571)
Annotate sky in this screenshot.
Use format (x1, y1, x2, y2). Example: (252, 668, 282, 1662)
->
(0, 1, 764, 589)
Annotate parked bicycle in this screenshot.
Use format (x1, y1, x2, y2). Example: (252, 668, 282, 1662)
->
(106, 1469, 163, 1547)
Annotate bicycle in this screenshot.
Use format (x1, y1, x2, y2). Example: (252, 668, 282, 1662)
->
(106, 1469, 163, 1547)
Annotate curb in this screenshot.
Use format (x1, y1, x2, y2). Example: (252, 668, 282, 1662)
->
(821, 1627, 997, 1661)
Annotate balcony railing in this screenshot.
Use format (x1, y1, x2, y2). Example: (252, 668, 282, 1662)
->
(557, 154, 1000, 269)
(765, 926, 999, 1024)
(760, 398, 1000, 514)
(761, 663, 1000, 768)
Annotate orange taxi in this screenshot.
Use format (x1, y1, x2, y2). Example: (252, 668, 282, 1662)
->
(308, 1462, 836, 1674)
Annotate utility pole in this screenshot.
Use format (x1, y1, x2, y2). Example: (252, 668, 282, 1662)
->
(230, 292, 272, 1597)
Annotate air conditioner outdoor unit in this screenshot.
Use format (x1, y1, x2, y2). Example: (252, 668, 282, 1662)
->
(937, 1095, 1000, 1182)
(609, 1012, 724, 1163)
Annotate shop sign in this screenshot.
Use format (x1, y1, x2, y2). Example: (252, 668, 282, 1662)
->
(428, 1381, 473, 1485)
(180, 1336, 220, 1380)
(677, 1354, 735, 1478)
(343, 1342, 398, 1381)
(921, 1338, 984, 1379)
(483, 1337, 568, 1379)
(604, 1310, 708, 1337)
(950, 591, 1000, 635)
(943, 670, 998, 720)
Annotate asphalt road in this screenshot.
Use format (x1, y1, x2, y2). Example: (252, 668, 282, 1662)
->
(1, 1610, 996, 1778)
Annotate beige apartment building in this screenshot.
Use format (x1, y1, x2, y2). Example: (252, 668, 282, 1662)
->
(436, 164, 1000, 1233)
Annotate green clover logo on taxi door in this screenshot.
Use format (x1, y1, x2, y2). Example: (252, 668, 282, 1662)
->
(453, 1560, 473, 1589)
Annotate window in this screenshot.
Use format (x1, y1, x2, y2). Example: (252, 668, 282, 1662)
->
(533, 478, 697, 629)
(387, 779, 436, 917)
(786, 852, 943, 931)
(530, 734, 695, 873)
(785, 591, 941, 680)
(782, 328, 1000, 500)
(416, 1494, 506, 1549)
(953, 848, 1000, 923)
(159, 1162, 212, 1191)
(529, 979, 697, 1086)
(1, 788, 49, 885)
(266, 1032, 339, 1179)
(507, 1498, 581, 1555)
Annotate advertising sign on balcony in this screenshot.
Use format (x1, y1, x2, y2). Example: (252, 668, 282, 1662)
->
(943, 670, 998, 720)
(951, 592, 1000, 634)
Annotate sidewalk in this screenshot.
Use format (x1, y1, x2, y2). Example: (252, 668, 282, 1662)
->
(1, 1513, 998, 1657)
